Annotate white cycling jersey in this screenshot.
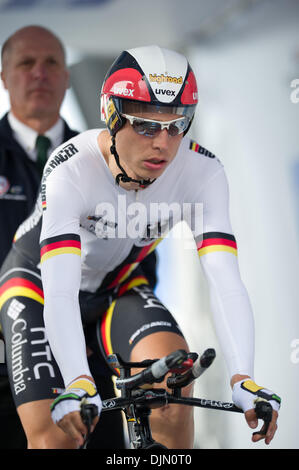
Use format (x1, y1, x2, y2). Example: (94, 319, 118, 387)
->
(35, 129, 254, 386)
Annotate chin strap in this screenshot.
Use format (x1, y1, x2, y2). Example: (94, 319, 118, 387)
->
(110, 136, 155, 188)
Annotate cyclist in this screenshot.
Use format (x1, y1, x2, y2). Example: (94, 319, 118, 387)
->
(0, 45, 280, 449)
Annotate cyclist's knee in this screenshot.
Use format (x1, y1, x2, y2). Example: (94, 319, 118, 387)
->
(24, 415, 77, 449)
(27, 428, 76, 449)
(18, 400, 77, 449)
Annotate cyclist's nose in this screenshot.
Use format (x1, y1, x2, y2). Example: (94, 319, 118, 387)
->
(152, 128, 170, 150)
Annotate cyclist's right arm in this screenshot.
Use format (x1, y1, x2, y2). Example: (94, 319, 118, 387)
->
(192, 168, 255, 380)
(40, 171, 101, 441)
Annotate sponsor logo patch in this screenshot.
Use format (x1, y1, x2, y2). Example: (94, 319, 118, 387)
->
(149, 74, 183, 84)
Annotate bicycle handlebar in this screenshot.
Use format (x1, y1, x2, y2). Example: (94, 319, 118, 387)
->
(80, 348, 273, 448)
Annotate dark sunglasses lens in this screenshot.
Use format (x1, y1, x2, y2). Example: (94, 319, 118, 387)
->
(132, 120, 161, 136)
(168, 124, 180, 136)
(171, 118, 189, 136)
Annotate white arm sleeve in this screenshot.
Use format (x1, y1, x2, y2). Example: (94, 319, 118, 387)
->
(40, 176, 91, 387)
(200, 252, 255, 378)
(196, 169, 255, 379)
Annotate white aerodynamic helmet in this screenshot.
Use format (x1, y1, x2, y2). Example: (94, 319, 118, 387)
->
(100, 45, 198, 136)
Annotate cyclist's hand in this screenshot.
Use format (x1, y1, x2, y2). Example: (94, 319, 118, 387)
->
(232, 378, 281, 445)
(50, 376, 102, 447)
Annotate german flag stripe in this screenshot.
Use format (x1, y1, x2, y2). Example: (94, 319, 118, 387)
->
(198, 237, 237, 249)
(100, 301, 120, 375)
(201, 232, 236, 241)
(40, 234, 81, 264)
(190, 141, 200, 152)
(107, 262, 139, 289)
(0, 277, 44, 310)
(107, 239, 161, 289)
(189, 141, 216, 158)
(100, 302, 114, 357)
(136, 239, 161, 261)
(117, 275, 149, 297)
(197, 232, 237, 257)
(198, 245, 237, 257)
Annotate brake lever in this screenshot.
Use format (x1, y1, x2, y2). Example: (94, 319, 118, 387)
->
(79, 401, 98, 449)
(252, 399, 273, 437)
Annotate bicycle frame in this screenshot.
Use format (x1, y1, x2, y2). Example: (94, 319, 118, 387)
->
(101, 388, 243, 449)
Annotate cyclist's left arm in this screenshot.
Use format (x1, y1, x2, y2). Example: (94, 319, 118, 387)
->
(191, 167, 281, 443)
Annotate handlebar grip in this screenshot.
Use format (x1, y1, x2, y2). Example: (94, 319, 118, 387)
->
(79, 402, 98, 449)
(80, 403, 98, 427)
(151, 349, 187, 379)
(255, 400, 272, 421)
(166, 349, 216, 389)
(192, 348, 216, 378)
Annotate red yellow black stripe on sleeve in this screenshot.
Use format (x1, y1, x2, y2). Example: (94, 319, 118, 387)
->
(197, 232, 237, 257)
(40, 234, 81, 264)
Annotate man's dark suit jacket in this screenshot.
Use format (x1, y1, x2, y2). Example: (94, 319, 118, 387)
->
(0, 113, 78, 268)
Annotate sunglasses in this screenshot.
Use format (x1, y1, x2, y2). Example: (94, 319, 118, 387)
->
(121, 113, 190, 137)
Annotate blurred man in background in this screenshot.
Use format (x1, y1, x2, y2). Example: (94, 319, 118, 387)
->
(0, 25, 127, 449)
(0, 25, 74, 267)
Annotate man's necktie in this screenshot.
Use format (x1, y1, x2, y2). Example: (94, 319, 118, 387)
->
(35, 135, 51, 176)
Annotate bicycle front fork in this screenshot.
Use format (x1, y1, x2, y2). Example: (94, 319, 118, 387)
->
(126, 404, 167, 449)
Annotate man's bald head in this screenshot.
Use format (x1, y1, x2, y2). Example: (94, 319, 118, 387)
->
(1, 25, 69, 132)
(1, 25, 66, 69)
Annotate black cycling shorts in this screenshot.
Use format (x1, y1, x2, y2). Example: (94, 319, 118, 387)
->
(95, 281, 184, 374)
(0, 247, 183, 408)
